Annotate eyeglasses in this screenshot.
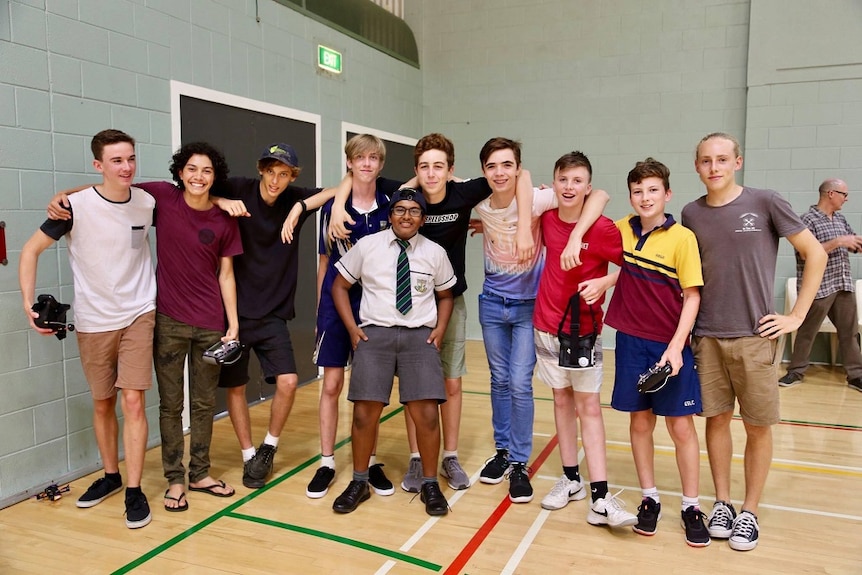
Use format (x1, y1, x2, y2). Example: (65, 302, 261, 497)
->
(392, 206, 423, 217)
(830, 190, 848, 198)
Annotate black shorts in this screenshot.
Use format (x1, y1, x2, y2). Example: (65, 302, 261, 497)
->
(218, 315, 296, 387)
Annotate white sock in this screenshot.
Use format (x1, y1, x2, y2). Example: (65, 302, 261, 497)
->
(642, 487, 660, 503)
(320, 455, 335, 469)
(682, 495, 700, 511)
(442, 450, 458, 459)
(409, 452, 420, 460)
(368, 454, 377, 467)
(242, 447, 256, 462)
(264, 432, 279, 447)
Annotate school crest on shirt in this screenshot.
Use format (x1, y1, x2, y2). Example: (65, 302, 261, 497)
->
(735, 212, 762, 233)
(414, 278, 429, 293)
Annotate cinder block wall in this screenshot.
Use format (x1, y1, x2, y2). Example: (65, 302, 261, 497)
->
(0, 0, 422, 504)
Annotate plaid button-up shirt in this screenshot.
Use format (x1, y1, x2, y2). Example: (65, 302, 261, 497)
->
(795, 205, 855, 298)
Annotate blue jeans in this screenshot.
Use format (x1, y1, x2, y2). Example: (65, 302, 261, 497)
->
(478, 292, 536, 464)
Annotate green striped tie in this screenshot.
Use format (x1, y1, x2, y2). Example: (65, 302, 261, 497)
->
(396, 239, 412, 314)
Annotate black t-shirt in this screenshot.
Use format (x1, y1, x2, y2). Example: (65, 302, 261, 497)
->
(421, 178, 491, 297)
(218, 177, 319, 320)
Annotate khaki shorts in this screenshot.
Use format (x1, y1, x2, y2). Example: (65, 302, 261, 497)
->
(534, 329, 603, 392)
(440, 295, 467, 379)
(77, 311, 155, 400)
(692, 335, 780, 426)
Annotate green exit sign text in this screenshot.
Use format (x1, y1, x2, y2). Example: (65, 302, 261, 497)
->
(318, 45, 342, 74)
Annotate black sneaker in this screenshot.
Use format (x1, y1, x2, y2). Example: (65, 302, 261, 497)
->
(507, 463, 533, 503)
(728, 510, 759, 551)
(479, 449, 510, 485)
(420, 481, 449, 516)
(332, 480, 370, 514)
(707, 500, 737, 538)
(124, 490, 152, 529)
(681, 506, 711, 547)
(306, 466, 336, 499)
(633, 497, 661, 535)
(848, 377, 862, 393)
(369, 463, 395, 496)
(76, 475, 123, 508)
(243, 443, 277, 488)
(778, 372, 803, 387)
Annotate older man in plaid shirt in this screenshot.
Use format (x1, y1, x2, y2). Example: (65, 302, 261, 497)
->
(779, 178, 862, 392)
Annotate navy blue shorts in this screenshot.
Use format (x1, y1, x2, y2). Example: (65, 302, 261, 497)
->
(313, 310, 353, 368)
(218, 315, 297, 387)
(611, 331, 701, 417)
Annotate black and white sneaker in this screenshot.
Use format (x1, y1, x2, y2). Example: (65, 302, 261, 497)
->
(728, 510, 759, 551)
(479, 449, 510, 485)
(707, 500, 737, 539)
(76, 475, 123, 508)
(778, 372, 803, 387)
(369, 463, 395, 496)
(124, 490, 152, 529)
(507, 463, 533, 503)
(306, 466, 336, 499)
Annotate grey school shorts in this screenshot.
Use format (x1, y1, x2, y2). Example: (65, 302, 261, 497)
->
(348, 325, 447, 405)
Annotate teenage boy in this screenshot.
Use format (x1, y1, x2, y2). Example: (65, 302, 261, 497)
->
(306, 134, 401, 499)
(211, 144, 337, 489)
(330, 189, 456, 516)
(681, 132, 827, 551)
(778, 178, 862, 391)
(20, 129, 155, 529)
(533, 151, 637, 529)
(598, 158, 709, 546)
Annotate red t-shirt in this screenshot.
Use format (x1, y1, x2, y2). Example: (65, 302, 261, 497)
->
(533, 211, 622, 336)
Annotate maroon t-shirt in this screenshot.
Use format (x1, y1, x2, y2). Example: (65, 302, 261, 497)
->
(137, 181, 243, 332)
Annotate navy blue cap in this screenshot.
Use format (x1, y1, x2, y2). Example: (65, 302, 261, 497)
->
(259, 143, 299, 167)
(390, 187, 427, 213)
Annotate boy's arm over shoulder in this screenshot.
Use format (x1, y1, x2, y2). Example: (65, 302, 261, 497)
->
(561, 188, 610, 270)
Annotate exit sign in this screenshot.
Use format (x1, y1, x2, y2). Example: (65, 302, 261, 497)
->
(318, 45, 342, 74)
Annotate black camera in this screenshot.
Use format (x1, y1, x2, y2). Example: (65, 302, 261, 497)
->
(557, 295, 598, 370)
(558, 332, 596, 369)
(637, 362, 673, 394)
(31, 294, 75, 340)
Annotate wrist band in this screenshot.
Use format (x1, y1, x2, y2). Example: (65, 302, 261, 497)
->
(299, 198, 308, 213)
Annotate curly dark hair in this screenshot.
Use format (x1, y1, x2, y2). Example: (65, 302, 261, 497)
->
(169, 142, 230, 189)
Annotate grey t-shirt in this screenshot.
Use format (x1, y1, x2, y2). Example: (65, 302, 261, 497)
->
(681, 187, 805, 338)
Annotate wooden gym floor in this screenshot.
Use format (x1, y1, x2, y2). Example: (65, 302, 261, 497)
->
(1, 342, 860, 574)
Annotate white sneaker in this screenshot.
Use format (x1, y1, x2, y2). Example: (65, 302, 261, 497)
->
(587, 490, 638, 528)
(540, 475, 586, 510)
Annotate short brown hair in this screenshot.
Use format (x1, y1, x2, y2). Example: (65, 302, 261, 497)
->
(627, 157, 670, 194)
(479, 137, 521, 168)
(256, 157, 302, 178)
(345, 134, 386, 164)
(413, 133, 454, 168)
(91, 129, 135, 161)
(553, 151, 592, 181)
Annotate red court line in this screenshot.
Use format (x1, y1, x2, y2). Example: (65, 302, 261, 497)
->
(442, 435, 560, 575)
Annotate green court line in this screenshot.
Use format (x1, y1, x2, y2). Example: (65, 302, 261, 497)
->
(463, 389, 862, 429)
(112, 405, 406, 575)
(227, 511, 441, 571)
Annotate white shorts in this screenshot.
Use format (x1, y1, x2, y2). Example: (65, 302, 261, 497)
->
(533, 329, 603, 392)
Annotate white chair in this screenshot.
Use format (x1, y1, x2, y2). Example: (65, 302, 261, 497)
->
(785, 276, 838, 364)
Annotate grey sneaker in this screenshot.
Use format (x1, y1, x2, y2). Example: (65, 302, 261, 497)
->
(778, 372, 803, 387)
(400, 457, 423, 493)
(441, 456, 470, 490)
(707, 500, 737, 538)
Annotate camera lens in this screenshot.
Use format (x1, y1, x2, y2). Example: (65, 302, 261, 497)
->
(578, 356, 589, 367)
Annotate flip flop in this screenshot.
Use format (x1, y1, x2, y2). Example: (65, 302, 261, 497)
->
(189, 480, 235, 498)
(164, 490, 188, 512)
